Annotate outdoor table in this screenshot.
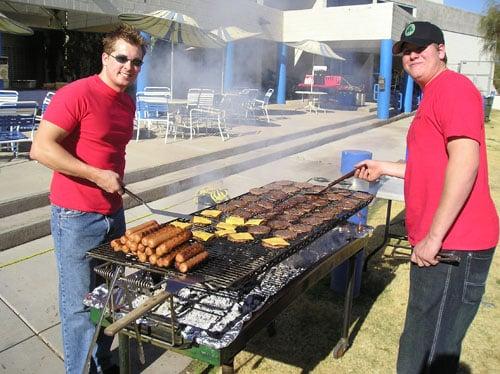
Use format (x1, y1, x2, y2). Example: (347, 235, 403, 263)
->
(294, 90, 327, 114)
(363, 176, 407, 269)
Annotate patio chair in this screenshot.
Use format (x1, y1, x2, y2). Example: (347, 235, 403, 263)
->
(189, 89, 228, 141)
(0, 90, 19, 103)
(253, 88, 274, 123)
(135, 92, 172, 142)
(144, 86, 171, 100)
(35, 91, 55, 122)
(0, 101, 38, 157)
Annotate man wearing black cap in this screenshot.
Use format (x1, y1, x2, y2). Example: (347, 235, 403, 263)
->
(355, 21, 498, 373)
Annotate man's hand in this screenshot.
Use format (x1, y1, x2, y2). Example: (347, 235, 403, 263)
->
(91, 169, 124, 194)
(411, 234, 442, 267)
(354, 160, 385, 181)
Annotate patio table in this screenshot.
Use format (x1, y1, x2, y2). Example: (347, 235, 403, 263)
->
(295, 90, 327, 114)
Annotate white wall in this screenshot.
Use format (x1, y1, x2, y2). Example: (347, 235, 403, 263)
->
(282, 2, 394, 42)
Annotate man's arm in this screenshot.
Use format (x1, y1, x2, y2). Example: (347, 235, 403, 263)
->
(355, 160, 406, 181)
(30, 120, 123, 194)
(411, 137, 479, 267)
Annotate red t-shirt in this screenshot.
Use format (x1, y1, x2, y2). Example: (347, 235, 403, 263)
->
(43, 75, 135, 215)
(405, 69, 498, 250)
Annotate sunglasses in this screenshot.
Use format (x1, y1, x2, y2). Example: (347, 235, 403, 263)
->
(109, 54, 143, 67)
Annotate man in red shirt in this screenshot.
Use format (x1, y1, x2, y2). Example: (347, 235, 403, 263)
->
(355, 22, 498, 373)
(30, 25, 147, 374)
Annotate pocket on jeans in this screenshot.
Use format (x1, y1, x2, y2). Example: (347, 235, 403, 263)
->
(462, 254, 492, 304)
(58, 207, 87, 218)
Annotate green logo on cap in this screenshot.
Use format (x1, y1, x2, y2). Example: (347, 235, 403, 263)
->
(405, 24, 415, 36)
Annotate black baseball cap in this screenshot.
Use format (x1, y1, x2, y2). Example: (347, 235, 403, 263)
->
(392, 21, 445, 55)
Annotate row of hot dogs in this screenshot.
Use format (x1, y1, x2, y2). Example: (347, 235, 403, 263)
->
(110, 220, 209, 273)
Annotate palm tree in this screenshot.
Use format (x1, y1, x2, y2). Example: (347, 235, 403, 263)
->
(479, 0, 500, 91)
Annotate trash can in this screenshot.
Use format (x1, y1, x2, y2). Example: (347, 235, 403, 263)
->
(330, 150, 372, 297)
(483, 95, 494, 122)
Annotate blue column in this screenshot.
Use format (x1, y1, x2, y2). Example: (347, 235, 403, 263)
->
(377, 39, 393, 119)
(135, 32, 151, 92)
(276, 43, 287, 104)
(0, 33, 3, 89)
(403, 72, 414, 113)
(223, 41, 234, 93)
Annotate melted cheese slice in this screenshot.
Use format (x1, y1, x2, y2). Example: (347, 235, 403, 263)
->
(245, 218, 264, 226)
(200, 209, 222, 218)
(192, 230, 214, 242)
(170, 221, 193, 230)
(262, 237, 290, 247)
(228, 232, 254, 241)
(192, 216, 212, 225)
(216, 222, 237, 231)
(225, 216, 245, 226)
(215, 229, 236, 237)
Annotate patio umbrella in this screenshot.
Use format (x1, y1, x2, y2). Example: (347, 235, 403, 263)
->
(119, 10, 224, 96)
(210, 26, 261, 92)
(0, 12, 33, 35)
(286, 39, 345, 92)
(286, 39, 345, 65)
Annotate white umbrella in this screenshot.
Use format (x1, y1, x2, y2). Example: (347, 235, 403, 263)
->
(210, 26, 261, 92)
(210, 26, 260, 43)
(119, 10, 224, 96)
(287, 39, 345, 65)
(287, 40, 345, 92)
(0, 12, 33, 35)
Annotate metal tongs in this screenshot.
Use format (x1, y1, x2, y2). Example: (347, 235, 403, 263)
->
(304, 170, 356, 195)
(436, 251, 461, 264)
(123, 186, 191, 220)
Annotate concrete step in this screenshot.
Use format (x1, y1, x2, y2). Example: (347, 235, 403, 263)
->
(0, 112, 411, 250)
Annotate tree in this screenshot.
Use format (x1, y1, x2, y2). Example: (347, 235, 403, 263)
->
(479, 0, 500, 91)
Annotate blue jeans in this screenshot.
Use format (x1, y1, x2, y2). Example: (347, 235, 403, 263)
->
(397, 248, 495, 374)
(51, 205, 125, 374)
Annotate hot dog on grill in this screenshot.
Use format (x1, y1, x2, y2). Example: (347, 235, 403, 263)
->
(157, 245, 187, 267)
(177, 251, 209, 273)
(142, 225, 183, 248)
(130, 223, 161, 243)
(155, 230, 192, 256)
(175, 242, 205, 263)
(110, 239, 121, 251)
(119, 235, 127, 245)
(125, 220, 158, 237)
(137, 252, 147, 262)
(149, 254, 158, 266)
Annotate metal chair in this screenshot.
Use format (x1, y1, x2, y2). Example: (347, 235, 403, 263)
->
(0, 101, 38, 157)
(0, 90, 19, 103)
(189, 89, 228, 141)
(35, 91, 55, 122)
(254, 88, 274, 123)
(134, 92, 172, 142)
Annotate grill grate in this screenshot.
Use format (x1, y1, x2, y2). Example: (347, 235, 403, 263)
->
(88, 187, 373, 290)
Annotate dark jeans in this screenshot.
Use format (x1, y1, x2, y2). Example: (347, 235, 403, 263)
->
(397, 248, 495, 374)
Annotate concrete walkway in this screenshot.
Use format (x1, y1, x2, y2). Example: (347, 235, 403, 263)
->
(0, 103, 412, 373)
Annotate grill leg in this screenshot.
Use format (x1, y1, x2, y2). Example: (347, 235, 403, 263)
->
(220, 360, 234, 374)
(118, 333, 130, 374)
(333, 251, 357, 359)
(364, 199, 392, 271)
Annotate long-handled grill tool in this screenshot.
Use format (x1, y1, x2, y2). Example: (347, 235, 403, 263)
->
(436, 251, 461, 264)
(304, 170, 356, 195)
(123, 187, 191, 220)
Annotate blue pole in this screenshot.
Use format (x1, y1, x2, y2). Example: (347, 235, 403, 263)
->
(403, 72, 414, 113)
(223, 41, 234, 93)
(276, 43, 287, 104)
(135, 32, 151, 92)
(377, 39, 393, 119)
(0, 33, 3, 89)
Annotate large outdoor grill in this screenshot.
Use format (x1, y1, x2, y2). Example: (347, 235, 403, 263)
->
(86, 180, 373, 372)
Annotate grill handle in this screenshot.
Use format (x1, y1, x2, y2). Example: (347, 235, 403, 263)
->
(104, 292, 170, 336)
(304, 170, 356, 195)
